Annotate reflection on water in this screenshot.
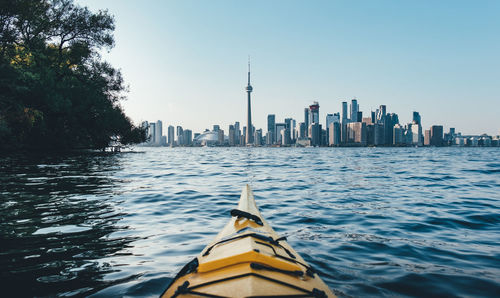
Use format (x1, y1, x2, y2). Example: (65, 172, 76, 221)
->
(0, 153, 138, 297)
(1, 148, 499, 297)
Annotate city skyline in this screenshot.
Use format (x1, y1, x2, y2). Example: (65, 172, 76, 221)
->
(141, 93, 499, 148)
(78, 0, 500, 135)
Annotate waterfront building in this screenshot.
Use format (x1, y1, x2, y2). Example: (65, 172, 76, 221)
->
(430, 125, 444, 146)
(245, 60, 254, 145)
(393, 124, 404, 145)
(228, 125, 235, 146)
(329, 122, 341, 146)
(265, 131, 273, 146)
(413, 111, 421, 125)
(168, 125, 175, 146)
(424, 129, 431, 146)
(194, 130, 222, 146)
(148, 122, 156, 145)
(304, 108, 309, 137)
(155, 120, 163, 144)
(218, 129, 225, 145)
(444, 127, 455, 146)
(267, 114, 275, 145)
(254, 129, 263, 146)
(404, 124, 413, 145)
(340, 101, 349, 144)
(370, 123, 384, 146)
(307, 102, 320, 144)
(350, 99, 359, 122)
(176, 126, 183, 146)
(275, 123, 286, 144)
(284, 118, 294, 142)
(410, 123, 422, 146)
(347, 122, 367, 145)
(326, 114, 334, 145)
(297, 122, 306, 140)
(367, 123, 384, 146)
(341, 101, 348, 123)
(385, 113, 399, 145)
(234, 122, 241, 145)
(184, 129, 192, 146)
(376, 105, 386, 123)
(492, 137, 499, 147)
(326, 113, 340, 145)
(281, 129, 291, 146)
(308, 102, 320, 125)
(309, 123, 322, 146)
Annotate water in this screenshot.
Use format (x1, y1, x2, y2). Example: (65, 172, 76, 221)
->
(1, 147, 499, 297)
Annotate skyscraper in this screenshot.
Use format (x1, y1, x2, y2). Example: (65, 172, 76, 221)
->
(412, 111, 421, 125)
(329, 122, 341, 146)
(376, 105, 386, 124)
(304, 108, 309, 137)
(176, 126, 183, 146)
(148, 122, 156, 144)
(411, 111, 422, 146)
(245, 60, 253, 145)
(430, 125, 444, 146)
(341, 101, 349, 144)
(309, 102, 319, 125)
(155, 120, 163, 144)
(284, 118, 293, 142)
(275, 123, 286, 144)
(309, 123, 322, 146)
(341, 101, 348, 124)
(308, 102, 320, 143)
(229, 125, 235, 146)
(234, 121, 241, 145)
(350, 99, 358, 122)
(184, 129, 192, 146)
(326, 113, 339, 145)
(297, 122, 306, 139)
(168, 125, 175, 146)
(254, 129, 263, 146)
(267, 114, 275, 144)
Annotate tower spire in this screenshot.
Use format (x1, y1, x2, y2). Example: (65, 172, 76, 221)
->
(245, 57, 253, 145)
(247, 56, 251, 86)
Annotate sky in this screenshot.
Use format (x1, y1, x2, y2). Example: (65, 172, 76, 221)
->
(78, 0, 500, 135)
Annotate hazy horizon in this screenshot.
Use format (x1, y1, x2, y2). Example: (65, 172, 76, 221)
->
(78, 0, 500, 136)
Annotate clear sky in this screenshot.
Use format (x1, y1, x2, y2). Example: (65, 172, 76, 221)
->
(78, 0, 499, 135)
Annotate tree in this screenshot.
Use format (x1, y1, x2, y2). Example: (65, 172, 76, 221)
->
(0, 0, 146, 151)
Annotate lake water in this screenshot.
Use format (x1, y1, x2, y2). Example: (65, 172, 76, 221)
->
(0, 147, 499, 297)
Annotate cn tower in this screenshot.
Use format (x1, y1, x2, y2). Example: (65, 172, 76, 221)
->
(245, 59, 254, 145)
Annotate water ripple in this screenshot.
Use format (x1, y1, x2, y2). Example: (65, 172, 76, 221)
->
(0, 147, 499, 297)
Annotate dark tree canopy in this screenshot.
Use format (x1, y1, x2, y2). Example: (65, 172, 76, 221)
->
(0, 0, 146, 151)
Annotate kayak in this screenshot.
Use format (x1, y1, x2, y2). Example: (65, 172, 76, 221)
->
(161, 185, 335, 297)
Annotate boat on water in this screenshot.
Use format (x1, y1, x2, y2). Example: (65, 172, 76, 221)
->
(161, 185, 335, 297)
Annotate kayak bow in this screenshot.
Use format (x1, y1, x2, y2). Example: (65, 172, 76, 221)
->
(161, 184, 335, 297)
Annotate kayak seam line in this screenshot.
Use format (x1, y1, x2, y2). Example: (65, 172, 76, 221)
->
(188, 272, 314, 295)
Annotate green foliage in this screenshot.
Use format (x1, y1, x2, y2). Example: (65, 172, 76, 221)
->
(0, 0, 146, 151)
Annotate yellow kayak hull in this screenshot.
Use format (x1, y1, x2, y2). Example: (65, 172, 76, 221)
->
(161, 185, 335, 297)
